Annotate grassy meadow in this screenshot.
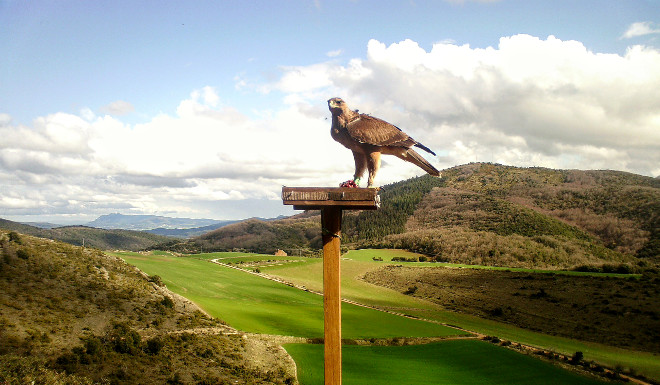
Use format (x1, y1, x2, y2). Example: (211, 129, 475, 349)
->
(285, 340, 608, 385)
(115, 252, 463, 339)
(114, 249, 658, 383)
(249, 249, 660, 381)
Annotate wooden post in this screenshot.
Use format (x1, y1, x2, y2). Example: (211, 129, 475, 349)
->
(322, 207, 342, 385)
(282, 187, 380, 385)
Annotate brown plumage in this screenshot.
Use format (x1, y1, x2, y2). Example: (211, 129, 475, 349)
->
(328, 97, 441, 187)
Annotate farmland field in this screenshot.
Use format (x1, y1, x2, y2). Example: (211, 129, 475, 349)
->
(246, 249, 660, 381)
(285, 340, 608, 385)
(114, 250, 658, 383)
(115, 252, 463, 338)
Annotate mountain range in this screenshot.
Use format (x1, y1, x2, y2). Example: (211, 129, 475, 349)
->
(85, 213, 232, 231)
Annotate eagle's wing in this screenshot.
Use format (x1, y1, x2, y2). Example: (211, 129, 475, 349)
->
(346, 114, 416, 148)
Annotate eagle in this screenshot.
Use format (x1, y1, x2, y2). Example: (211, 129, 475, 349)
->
(328, 97, 441, 188)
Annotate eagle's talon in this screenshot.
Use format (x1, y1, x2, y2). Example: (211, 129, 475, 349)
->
(339, 180, 359, 188)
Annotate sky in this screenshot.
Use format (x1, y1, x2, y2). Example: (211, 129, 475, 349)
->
(1, 0, 660, 225)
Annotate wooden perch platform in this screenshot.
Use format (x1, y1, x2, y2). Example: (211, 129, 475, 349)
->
(282, 187, 380, 210)
(281, 186, 381, 384)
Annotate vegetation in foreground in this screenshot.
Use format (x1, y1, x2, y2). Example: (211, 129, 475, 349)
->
(0, 231, 294, 384)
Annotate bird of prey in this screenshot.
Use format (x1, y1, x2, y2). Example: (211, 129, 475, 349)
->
(328, 97, 441, 188)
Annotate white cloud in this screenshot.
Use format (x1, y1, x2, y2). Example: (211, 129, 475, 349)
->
(99, 100, 135, 116)
(269, 34, 660, 178)
(622, 21, 660, 39)
(2, 34, 660, 223)
(326, 49, 343, 57)
(0, 86, 345, 222)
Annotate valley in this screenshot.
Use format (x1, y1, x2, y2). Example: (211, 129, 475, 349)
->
(2, 163, 659, 384)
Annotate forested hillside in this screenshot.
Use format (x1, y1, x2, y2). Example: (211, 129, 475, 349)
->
(162, 213, 323, 255)
(373, 164, 659, 268)
(169, 163, 659, 269)
(0, 219, 175, 251)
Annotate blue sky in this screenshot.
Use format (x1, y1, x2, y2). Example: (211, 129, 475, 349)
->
(1, 0, 659, 224)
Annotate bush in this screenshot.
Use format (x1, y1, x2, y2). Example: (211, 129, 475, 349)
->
(8, 232, 21, 244)
(54, 352, 79, 374)
(490, 307, 504, 317)
(107, 322, 142, 355)
(148, 275, 164, 286)
(392, 257, 418, 262)
(84, 337, 102, 356)
(145, 337, 164, 355)
(161, 296, 174, 309)
(16, 249, 29, 260)
(403, 285, 418, 295)
(570, 351, 584, 365)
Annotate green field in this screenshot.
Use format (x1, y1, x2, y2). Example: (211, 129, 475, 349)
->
(114, 250, 658, 383)
(341, 249, 640, 278)
(115, 252, 463, 339)
(255, 249, 660, 381)
(285, 340, 608, 385)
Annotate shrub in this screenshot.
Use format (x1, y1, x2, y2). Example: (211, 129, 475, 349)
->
(490, 307, 504, 317)
(145, 337, 164, 355)
(570, 351, 584, 365)
(84, 337, 102, 356)
(161, 296, 174, 309)
(54, 352, 79, 374)
(392, 257, 418, 262)
(16, 249, 29, 260)
(8, 232, 21, 244)
(403, 285, 418, 295)
(107, 322, 142, 355)
(148, 275, 164, 286)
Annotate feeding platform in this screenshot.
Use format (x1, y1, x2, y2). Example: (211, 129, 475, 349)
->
(282, 186, 381, 385)
(282, 186, 380, 211)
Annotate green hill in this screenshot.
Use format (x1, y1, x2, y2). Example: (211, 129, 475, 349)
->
(175, 163, 659, 270)
(0, 230, 293, 384)
(0, 218, 176, 251)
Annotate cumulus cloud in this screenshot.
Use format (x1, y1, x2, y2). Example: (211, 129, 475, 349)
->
(273, 34, 660, 178)
(0, 86, 345, 222)
(622, 21, 660, 39)
(99, 100, 135, 116)
(2, 34, 659, 223)
(326, 49, 343, 57)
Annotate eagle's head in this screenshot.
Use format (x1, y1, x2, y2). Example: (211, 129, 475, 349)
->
(328, 97, 348, 116)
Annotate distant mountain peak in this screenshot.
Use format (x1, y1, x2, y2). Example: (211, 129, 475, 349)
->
(86, 213, 224, 231)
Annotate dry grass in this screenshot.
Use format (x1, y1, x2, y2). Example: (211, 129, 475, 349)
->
(363, 265, 660, 353)
(0, 231, 295, 384)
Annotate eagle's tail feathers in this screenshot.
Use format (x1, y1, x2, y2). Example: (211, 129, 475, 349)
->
(414, 142, 436, 156)
(406, 149, 441, 177)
